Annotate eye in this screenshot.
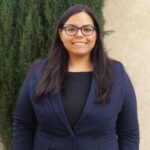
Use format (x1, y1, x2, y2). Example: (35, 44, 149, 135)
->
(66, 27, 77, 33)
(82, 27, 93, 33)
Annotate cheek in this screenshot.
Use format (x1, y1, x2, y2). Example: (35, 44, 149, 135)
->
(62, 38, 71, 49)
(61, 35, 72, 46)
(60, 32, 68, 44)
(89, 36, 97, 47)
(61, 39, 73, 52)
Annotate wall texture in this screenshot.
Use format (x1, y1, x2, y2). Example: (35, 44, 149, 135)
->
(103, 0, 150, 149)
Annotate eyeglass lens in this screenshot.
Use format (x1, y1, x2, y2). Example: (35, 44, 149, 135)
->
(63, 25, 95, 36)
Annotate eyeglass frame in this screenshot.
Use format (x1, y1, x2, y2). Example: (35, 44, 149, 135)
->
(60, 24, 96, 36)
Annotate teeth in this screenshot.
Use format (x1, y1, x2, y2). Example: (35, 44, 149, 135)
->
(73, 42, 86, 46)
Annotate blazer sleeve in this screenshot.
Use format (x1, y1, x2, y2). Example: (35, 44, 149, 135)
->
(116, 64, 140, 150)
(12, 68, 36, 150)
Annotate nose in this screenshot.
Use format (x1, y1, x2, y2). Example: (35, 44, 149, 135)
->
(76, 29, 83, 37)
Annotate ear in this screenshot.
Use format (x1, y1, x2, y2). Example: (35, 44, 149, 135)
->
(59, 29, 63, 41)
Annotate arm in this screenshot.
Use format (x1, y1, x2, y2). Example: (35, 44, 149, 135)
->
(116, 65, 140, 150)
(12, 70, 36, 150)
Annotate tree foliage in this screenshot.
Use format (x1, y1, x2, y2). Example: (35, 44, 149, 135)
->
(0, 0, 104, 149)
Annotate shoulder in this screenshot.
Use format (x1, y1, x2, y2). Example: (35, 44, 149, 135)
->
(32, 58, 46, 72)
(109, 60, 126, 74)
(108, 60, 131, 88)
(27, 58, 47, 80)
(108, 60, 127, 79)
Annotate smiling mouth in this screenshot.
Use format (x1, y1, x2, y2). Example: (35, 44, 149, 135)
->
(72, 42, 87, 46)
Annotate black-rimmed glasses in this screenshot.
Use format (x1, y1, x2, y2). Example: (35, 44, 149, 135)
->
(61, 25, 96, 36)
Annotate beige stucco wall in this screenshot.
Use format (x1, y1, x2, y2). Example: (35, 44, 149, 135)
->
(0, 143, 3, 150)
(103, 0, 150, 150)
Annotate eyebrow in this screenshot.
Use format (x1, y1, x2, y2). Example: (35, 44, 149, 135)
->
(63, 24, 94, 27)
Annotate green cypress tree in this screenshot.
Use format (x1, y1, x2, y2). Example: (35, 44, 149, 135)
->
(19, 11, 33, 78)
(0, 0, 32, 149)
(0, 1, 17, 149)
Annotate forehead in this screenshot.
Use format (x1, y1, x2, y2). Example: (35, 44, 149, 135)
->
(64, 12, 94, 26)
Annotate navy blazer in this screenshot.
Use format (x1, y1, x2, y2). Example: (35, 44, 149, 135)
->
(12, 61, 139, 150)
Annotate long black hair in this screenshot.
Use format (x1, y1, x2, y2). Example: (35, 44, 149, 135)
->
(35, 4, 113, 103)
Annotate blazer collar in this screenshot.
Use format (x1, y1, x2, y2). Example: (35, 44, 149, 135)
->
(50, 78, 97, 137)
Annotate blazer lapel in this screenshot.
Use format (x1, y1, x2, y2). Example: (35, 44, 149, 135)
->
(51, 93, 76, 138)
(50, 78, 97, 135)
(74, 78, 97, 128)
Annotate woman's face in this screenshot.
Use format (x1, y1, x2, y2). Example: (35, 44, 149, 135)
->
(59, 12, 97, 58)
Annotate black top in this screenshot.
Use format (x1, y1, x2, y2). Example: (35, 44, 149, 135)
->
(61, 72, 92, 127)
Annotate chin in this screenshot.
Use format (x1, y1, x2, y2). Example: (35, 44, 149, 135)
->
(71, 52, 91, 57)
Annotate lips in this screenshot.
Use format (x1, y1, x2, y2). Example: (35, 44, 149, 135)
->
(72, 42, 87, 46)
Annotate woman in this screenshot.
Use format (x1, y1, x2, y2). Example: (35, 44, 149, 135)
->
(12, 4, 139, 150)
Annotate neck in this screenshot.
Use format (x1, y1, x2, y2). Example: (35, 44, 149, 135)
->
(68, 55, 93, 72)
